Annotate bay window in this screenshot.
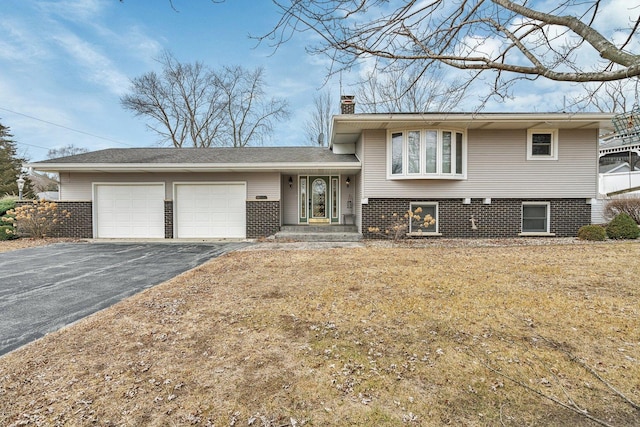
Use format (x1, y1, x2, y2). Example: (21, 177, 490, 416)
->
(388, 129, 466, 179)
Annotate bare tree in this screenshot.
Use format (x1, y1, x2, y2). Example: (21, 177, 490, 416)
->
(47, 144, 89, 159)
(121, 52, 289, 147)
(216, 65, 290, 147)
(564, 80, 640, 113)
(356, 64, 467, 113)
(263, 1, 640, 99)
(304, 91, 334, 146)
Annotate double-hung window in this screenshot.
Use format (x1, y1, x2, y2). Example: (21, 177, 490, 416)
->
(388, 129, 466, 179)
(527, 130, 558, 160)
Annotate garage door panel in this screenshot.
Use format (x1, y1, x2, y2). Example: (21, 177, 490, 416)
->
(95, 184, 165, 239)
(175, 183, 246, 239)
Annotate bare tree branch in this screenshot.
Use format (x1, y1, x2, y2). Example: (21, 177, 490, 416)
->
(121, 52, 289, 147)
(259, 0, 640, 98)
(304, 91, 334, 146)
(356, 63, 467, 113)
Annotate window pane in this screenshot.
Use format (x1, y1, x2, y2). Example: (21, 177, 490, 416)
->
(410, 204, 437, 233)
(331, 178, 338, 218)
(392, 132, 403, 174)
(408, 131, 420, 174)
(531, 133, 551, 156)
(442, 131, 451, 174)
(523, 218, 546, 231)
(425, 131, 437, 173)
(455, 132, 463, 174)
(523, 205, 548, 232)
(300, 178, 306, 218)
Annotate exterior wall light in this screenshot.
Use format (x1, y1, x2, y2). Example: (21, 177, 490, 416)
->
(288, 176, 293, 188)
(16, 175, 25, 200)
(346, 177, 351, 187)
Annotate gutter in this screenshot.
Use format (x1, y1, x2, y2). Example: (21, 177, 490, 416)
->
(26, 161, 363, 173)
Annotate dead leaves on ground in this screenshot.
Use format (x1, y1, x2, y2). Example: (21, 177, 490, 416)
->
(1, 243, 639, 426)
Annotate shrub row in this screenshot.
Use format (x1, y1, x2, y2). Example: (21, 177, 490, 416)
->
(578, 212, 640, 241)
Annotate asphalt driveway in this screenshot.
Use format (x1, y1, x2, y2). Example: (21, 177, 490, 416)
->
(0, 242, 249, 356)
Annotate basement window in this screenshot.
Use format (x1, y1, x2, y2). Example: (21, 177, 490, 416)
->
(520, 202, 555, 236)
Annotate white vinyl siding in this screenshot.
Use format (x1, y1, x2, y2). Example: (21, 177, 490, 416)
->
(282, 174, 298, 225)
(363, 128, 598, 199)
(59, 172, 280, 201)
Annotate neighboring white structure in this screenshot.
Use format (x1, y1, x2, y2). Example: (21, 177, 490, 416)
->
(595, 135, 640, 224)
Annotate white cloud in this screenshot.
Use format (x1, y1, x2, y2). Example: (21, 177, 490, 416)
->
(592, 0, 638, 34)
(37, 0, 107, 24)
(0, 19, 50, 63)
(51, 31, 131, 96)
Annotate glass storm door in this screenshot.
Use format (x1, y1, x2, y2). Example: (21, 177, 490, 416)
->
(310, 176, 329, 223)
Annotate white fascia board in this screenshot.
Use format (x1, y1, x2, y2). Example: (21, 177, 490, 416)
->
(333, 112, 615, 130)
(26, 162, 362, 173)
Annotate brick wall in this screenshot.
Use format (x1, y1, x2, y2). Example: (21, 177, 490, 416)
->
(362, 198, 591, 239)
(246, 200, 280, 239)
(15, 200, 93, 238)
(164, 200, 173, 239)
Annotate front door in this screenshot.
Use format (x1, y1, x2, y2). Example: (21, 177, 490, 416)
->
(309, 176, 330, 223)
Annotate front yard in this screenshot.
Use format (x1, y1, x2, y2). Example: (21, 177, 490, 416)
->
(1, 241, 638, 426)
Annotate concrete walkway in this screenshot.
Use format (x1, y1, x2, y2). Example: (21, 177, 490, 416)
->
(0, 241, 248, 356)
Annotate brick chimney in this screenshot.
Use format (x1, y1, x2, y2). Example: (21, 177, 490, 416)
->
(340, 95, 355, 114)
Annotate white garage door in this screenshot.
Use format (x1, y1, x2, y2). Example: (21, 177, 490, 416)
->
(94, 184, 165, 238)
(175, 183, 246, 238)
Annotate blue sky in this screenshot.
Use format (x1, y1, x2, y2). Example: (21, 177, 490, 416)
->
(1, 0, 342, 161)
(0, 0, 636, 161)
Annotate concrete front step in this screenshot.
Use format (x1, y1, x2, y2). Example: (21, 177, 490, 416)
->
(275, 225, 361, 242)
(280, 225, 358, 233)
(274, 231, 362, 242)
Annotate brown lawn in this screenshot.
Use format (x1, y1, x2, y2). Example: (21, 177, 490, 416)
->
(0, 238, 82, 253)
(0, 241, 639, 426)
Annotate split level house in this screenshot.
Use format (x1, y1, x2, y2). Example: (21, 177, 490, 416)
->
(26, 99, 615, 240)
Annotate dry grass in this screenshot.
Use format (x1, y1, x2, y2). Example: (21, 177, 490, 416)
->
(1, 242, 639, 426)
(0, 238, 82, 253)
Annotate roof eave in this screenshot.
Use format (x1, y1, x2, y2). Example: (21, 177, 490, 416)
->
(26, 162, 362, 173)
(331, 112, 616, 146)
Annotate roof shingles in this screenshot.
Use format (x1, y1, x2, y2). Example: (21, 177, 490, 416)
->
(35, 147, 358, 165)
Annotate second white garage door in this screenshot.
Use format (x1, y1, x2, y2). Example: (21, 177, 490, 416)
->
(174, 183, 246, 239)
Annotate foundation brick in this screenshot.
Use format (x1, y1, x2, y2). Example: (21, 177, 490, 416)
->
(362, 198, 591, 239)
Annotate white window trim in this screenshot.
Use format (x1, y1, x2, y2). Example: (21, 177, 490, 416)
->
(387, 129, 467, 180)
(519, 201, 556, 236)
(407, 201, 441, 236)
(527, 129, 558, 161)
